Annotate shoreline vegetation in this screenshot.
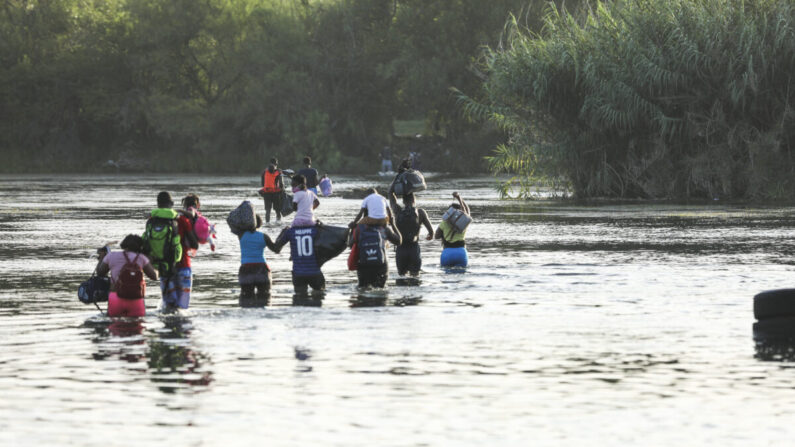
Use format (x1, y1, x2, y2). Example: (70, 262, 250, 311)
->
(466, 0, 795, 200)
(1, 0, 541, 176)
(3, 1, 793, 200)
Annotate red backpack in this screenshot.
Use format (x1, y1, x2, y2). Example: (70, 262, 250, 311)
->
(116, 252, 145, 299)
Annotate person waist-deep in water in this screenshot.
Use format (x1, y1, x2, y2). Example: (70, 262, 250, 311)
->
(237, 214, 278, 303)
(318, 173, 333, 197)
(435, 191, 470, 268)
(349, 219, 402, 289)
(291, 174, 320, 227)
(296, 156, 319, 195)
(273, 223, 325, 295)
(143, 191, 197, 312)
(390, 192, 434, 276)
(96, 234, 159, 317)
(259, 157, 284, 223)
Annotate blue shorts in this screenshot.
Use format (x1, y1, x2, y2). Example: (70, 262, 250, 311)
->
(160, 267, 192, 309)
(440, 247, 468, 268)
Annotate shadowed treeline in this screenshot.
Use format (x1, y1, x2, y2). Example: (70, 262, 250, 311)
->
(1, 0, 568, 174)
(463, 0, 795, 200)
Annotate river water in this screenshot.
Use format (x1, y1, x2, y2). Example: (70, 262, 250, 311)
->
(0, 174, 794, 446)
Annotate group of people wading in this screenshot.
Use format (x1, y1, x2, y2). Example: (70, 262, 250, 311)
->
(88, 157, 471, 317)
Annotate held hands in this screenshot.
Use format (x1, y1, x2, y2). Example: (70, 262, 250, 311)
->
(426, 233, 433, 241)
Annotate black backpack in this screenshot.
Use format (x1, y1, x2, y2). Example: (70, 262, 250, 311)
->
(357, 225, 386, 267)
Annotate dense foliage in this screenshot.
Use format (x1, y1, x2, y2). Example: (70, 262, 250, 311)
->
(471, 0, 795, 199)
(0, 0, 540, 173)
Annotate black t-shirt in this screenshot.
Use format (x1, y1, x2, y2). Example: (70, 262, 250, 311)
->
(297, 167, 319, 188)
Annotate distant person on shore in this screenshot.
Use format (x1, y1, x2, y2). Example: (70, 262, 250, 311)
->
(349, 217, 402, 289)
(390, 192, 433, 276)
(381, 146, 393, 173)
(435, 192, 471, 268)
(96, 235, 159, 317)
(349, 188, 392, 229)
(237, 214, 278, 304)
(409, 151, 422, 170)
(291, 175, 320, 227)
(259, 158, 284, 223)
(296, 156, 319, 195)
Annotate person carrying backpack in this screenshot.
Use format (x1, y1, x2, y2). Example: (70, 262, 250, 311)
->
(143, 191, 185, 311)
(259, 158, 284, 223)
(348, 219, 402, 289)
(389, 192, 433, 276)
(434, 191, 471, 268)
(96, 234, 159, 317)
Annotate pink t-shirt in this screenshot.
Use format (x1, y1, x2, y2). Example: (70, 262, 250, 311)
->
(101, 251, 150, 284)
(292, 189, 317, 225)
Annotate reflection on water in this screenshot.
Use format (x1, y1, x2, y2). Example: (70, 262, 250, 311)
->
(3, 174, 795, 445)
(147, 317, 212, 393)
(753, 318, 795, 362)
(239, 295, 270, 308)
(292, 294, 324, 307)
(87, 316, 212, 394)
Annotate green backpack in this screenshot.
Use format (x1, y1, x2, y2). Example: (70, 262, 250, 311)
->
(143, 216, 181, 277)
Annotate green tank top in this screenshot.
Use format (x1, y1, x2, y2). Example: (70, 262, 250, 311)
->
(439, 221, 466, 247)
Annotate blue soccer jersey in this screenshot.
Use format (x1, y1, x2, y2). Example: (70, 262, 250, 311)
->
(277, 226, 321, 276)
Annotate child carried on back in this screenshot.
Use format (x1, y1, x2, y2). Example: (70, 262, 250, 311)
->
(291, 175, 320, 227)
(348, 188, 391, 229)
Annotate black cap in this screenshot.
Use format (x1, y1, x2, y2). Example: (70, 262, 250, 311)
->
(157, 191, 174, 208)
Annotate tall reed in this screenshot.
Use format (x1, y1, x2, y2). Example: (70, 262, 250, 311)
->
(469, 0, 795, 199)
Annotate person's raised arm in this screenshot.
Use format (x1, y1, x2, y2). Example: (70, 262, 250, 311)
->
(389, 192, 400, 215)
(419, 209, 434, 240)
(452, 192, 469, 215)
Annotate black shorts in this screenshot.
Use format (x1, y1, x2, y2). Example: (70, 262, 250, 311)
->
(238, 263, 271, 286)
(263, 192, 282, 214)
(357, 264, 388, 288)
(395, 243, 421, 276)
(292, 273, 325, 294)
